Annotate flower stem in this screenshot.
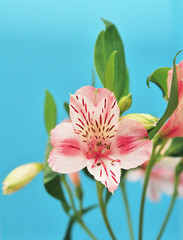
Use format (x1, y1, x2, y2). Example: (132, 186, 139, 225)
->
(96, 181, 116, 240)
(78, 219, 98, 240)
(138, 139, 168, 240)
(156, 169, 180, 240)
(61, 175, 77, 213)
(120, 180, 134, 240)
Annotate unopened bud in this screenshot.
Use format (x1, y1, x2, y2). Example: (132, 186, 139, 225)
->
(118, 93, 132, 115)
(68, 172, 80, 187)
(123, 113, 159, 130)
(2, 163, 44, 195)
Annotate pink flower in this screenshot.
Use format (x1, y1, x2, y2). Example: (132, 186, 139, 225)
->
(48, 86, 152, 193)
(127, 157, 183, 201)
(160, 61, 183, 138)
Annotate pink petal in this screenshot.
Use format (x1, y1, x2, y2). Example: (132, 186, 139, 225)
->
(75, 86, 114, 106)
(126, 169, 144, 182)
(147, 180, 161, 202)
(48, 122, 87, 173)
(109, 118, 152, 169)
(87, 157, 121, 193)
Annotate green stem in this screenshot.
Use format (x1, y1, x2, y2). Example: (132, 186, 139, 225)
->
(120, 181, 134, 240)
(78, 219, 98, 240)
(138, 139, 168, 240)
(61, 175, 77, 213)
(156, 193, 177, 240)
(156, 172, 180, 240)
(96, 181, 116, 240)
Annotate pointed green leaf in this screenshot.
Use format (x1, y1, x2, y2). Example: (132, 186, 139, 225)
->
(104, 50, 117, 91)
(147, 67, 171, 100)
(82, 204, 98, 214)
(148, 51, 181, 139)
(44, 90, 57, 135)
(64, 102, 70, 116)
(165, 138, 183, 157)
(43, 139, 70, 213)
(94, 19, 128, 100)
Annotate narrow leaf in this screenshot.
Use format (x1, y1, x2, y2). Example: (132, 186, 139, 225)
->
(165, 138, 183, 157)
(43, 139, 70, 213)
(44, 90, 57, 135)
(104, 50, 117, 91)
(148, 51, 181, 139)
(82, 204, 98, 214)
(64, 102, 70, 116)
(63, 219, 74, 240)
(147, 67, 171, 100)
(94, 19, 128, 100)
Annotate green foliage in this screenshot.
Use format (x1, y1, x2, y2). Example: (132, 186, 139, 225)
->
(147, 67, 171, 100)
(94, 19, 129, 100)
(64, 102, 70, 116)
(165, 138, 183, 157)
(148, 51, 181, 139)
(92, 68, 96, 87)
(44, 90, 57, 135)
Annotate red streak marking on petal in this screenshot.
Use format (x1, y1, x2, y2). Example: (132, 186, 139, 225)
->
(109, 125, 115, 131)
(105, 181, 107, 187)
(91, 127, 96, 133)
(104, 113, 108, 124)
(76, 95, 79, 100)
(95, 120, 99, 128)
(111, 176, 118, 184)
(100, 114, 102, 125)
(85, 103, 87, 113)
(112, 100, 117, 109)
(107, 114, 115, 125)
(82, 98, 85, 106)
(102, 108, 104, 113)
(109, 135, 115, 139)
(78, 118, 85, 126)
(104, 98, 107, 108)
(75, 123, 84, 130)
(110, 170, 116, 177)
(100, 169, 102, 177)
(117, 135, 140, 154)
(88, 112, 90, 121)
(70, 105, 79, 113)
(101, 160, 108, 177)
(80, 109, 87, 121)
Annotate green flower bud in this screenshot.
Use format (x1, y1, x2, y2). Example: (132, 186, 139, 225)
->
(2, 163, 44, 195)
(122, 113, 159, 130)
(118, 93, 132, 115)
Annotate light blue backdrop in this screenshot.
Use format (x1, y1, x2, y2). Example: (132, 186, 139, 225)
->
(1, 0, 183, 239)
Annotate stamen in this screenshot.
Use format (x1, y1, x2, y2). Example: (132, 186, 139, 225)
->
(92, 156, 98, 168)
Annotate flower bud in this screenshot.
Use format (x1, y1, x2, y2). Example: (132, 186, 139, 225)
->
(123, 113, 159, 130)
(2, 163, 44, 195)
(118, 93, 132, 115)
(68, 172, 80, 187)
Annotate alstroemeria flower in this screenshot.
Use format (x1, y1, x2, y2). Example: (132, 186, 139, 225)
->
(160, 61, 183, 138)
(127, 157, 183, 201)
(48, 86, 152, 192)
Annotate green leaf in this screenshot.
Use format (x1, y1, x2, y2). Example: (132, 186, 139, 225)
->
(148, 51, 181, 139)
(92, 68, 96, 87)
(82, 204, 98, 214)
(165, 138, 183, 157)
(43, 139, 70, 213)
(82, 168, 94, 180)
(44, 90, 57, 135)
(94, 18, 128, 100)
(104, 50, 117, 91)
(64, 102, 70, 116)
(147, 67, 171, 100)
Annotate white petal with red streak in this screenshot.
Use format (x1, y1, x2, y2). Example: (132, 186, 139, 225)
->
(110, 118, 152, 169)
(87, 158, 121, 193)
(48, 122, 87, 173)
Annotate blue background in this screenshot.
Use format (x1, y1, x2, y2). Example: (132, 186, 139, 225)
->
(1, 0, 183, 239)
